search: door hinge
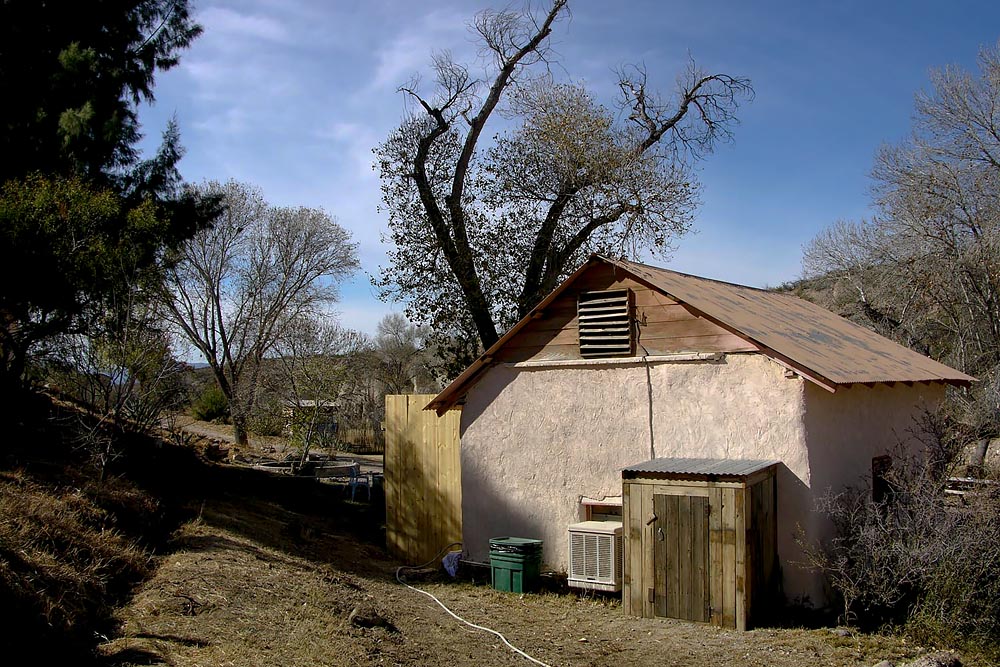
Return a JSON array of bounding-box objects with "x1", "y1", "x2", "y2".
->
[{"x1": 647, "y1": 587, "x2": 655, "y2": 603}]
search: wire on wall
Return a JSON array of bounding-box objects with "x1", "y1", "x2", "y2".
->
[{"x1": 637, "y1": 316, "x2": 656, "y2": 461}]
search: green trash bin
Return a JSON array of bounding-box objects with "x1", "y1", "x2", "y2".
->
[{"x1": 489, "y1": 537, "x2": 542, "y2": 593}]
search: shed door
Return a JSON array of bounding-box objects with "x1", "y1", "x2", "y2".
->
[{"x1": 653, "y1": 494, "x2": 710, "y2": 622}]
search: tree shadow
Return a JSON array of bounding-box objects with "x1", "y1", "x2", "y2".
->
[
  {"x1": 101, "y1": 646, "x2": 166, "y2": 666},
  {"x1": 115, "y1": 432, "x2": 391, "y2": 579},
  {"x1": 131, "y1": 632, "x2": 211, "y2": 648}
]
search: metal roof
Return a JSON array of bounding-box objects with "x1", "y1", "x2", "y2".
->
[
  {"x1": 426, "y1": 255, "x2": 974, "y2": 413},
  {"x1": 622, "y1": 457, "x2": 779, "y2": 478},
  {"x1": 613, "y1": 257, "x2": 974, "y2": 387}
]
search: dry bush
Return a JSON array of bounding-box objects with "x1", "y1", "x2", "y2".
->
[{"x1": 799, "y1": 445, "x2": 1000, "y2": 658}]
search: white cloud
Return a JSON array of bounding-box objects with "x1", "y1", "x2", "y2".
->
[
  {"x1": 191, "y1": 105, "x2": 253, "y2": 135},
  {"x1": 197, "y1": 6, "x2": 292, "y2": 44},
  {"x1": 363, "y1": 8, "x2": 472, "y2": 98},
  {"x1": 315, "y1": 122, "x2": 379, "y2": 180}
]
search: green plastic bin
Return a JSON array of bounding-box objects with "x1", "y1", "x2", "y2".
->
[{"x1": 489, "y1": 537, "x2": 542, "y2": 593}]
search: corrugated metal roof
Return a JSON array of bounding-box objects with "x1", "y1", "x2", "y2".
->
[
  {"x1": 611, "y1": 257, "x2": 975, "y2": 387},
  {"x1": 622, "y1": 457, "x2": 779, "y2": 478}
]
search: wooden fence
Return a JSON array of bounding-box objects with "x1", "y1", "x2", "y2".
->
[
  {"x1": 384, "y1": 394, "x2": 462, "y2": 565},
  {"x1": 339, "y1": 426, "x2": 384, "y2": 454}
]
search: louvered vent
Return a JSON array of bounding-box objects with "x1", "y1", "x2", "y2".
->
[
  {"x1": 578, "y1": 289, "x2": 633, "y2": 358},
  {"x1": 567, "y1": 521, "x2": 623, "y2": 592}
]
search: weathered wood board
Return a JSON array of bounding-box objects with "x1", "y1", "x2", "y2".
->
[{"x1": 623, "y1": 465, "x2": 777, "y2": 630}]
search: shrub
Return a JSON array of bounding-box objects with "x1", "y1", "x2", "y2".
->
[
  {"x1": 249, "y1": 404, "x2": 285, "y2": 437},
  {"x1": 799, "y1": 452, "x2": 1000, "y2": 658},
  {"x1": 190, "y1": 385, "x2": 229, "y2": 422}
]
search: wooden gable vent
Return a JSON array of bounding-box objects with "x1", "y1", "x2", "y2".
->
[{"x1": 578, "y1": 289, "x2": 634, "y2": 358}]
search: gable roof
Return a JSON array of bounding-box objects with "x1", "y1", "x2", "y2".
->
[{"x1": 427, "y1": 255, "x2": 974, "y2": 413}]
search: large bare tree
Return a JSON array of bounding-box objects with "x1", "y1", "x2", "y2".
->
[
  {"x1": 375, "y1": 0, "x2": 752, "y2": 369},
  {"x1": 162, "y1": 180, "x2": 358, "y2": 445},
  {"x1": 803, "y1": 42, "x2": 1000, "y2": 464}
]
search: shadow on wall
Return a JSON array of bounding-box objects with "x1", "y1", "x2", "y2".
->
[
  {"x1": 458, "y1": 462, "x2": 551, "y2": 562},
  {"x1": 773, "y1": 461, "x2": 821, "y2": 606},
  {"x1": 387, "y1": 419, "x2": 551, "y2": 568},
  {"x1": 455, "y1": 369, "x2": 551, "y2": 563},
  {"x1": 454, "y1": 367, "x2": 583, "y2": 570}
]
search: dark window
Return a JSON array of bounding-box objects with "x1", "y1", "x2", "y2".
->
[{"x1": 872, "y1": 455, "x2": 892, "y2": 503}]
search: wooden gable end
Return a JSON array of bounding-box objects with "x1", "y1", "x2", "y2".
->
[{"x1": 496, "y1": 264, "x2": 758, "y2": 363}]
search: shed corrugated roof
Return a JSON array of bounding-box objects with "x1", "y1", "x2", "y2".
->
[{"x1": 622, "y1": 457, "x2": 779, "y2": 478}]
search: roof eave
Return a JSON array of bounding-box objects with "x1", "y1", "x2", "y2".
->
[
  {"x1": 603, "y1": 256, "x2": 977, "y2": 390},
  {"x1": 596, "y1": 256, "x2": 842, "y2": 392}
]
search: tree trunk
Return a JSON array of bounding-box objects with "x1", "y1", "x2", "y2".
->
[
  {"x1": 298, "y1": 410, "x2": 317, "y2": 468},
  {"x1": 967, "y1": 438, "x2": 990, "y2": 478},
  {"x1": 231, "y1": 407, "x2": 250, "y2": 447}
]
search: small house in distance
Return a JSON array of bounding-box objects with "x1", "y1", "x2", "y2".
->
[
  {"x1": 427, "y1": 255, "x2": 973, "y2": 622},
  {"x1": 282, "y1": 399, "x2": 338, "y2": 440}
]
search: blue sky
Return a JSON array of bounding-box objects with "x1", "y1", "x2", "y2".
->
[{"x1": 138, "y1": 0, "x2": 1000, "y2": 336}]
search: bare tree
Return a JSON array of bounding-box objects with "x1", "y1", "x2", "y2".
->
[
  {"x1": 271, "y1": 316, "x2": 368, "y2": 467},
  {"x1": 162, "y1": 180, "x2": 358, "y2": 446},
  {"x1": 803, "y1": 42, "x2": 1000, "y2": 461},
  {"x1": 373, "y1": 313, "x2": 438, "y2": 395},
  {"x1": 375, "y1": 0, "x2": 752, "y2": 369}
]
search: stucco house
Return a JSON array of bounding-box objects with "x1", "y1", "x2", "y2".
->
[{"x1": 426, "y1": 255, "x2": 972, "y2": 608}]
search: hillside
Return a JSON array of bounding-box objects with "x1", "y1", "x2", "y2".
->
[{"x1": 0, "y1": 393, "x2": 985, "y2": 666}]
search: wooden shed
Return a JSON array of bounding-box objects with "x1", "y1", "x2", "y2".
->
[{"x1": 622, "y1": 458, "x2": 778, "y2": 630}]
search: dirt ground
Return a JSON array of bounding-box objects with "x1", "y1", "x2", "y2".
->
[
  {"x1": 166, "y1": 416, "x2": 384, "y2": 475},
  {"x1": 94, "y1": 461, "x2": 962, "y2": 667}
]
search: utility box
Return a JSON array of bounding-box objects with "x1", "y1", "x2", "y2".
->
[
  {"x1": 622, "y1": 458, "x2": 779, "y2": 630},
  {"x1": 489, "y1": 537, "x2": 542, "y2": 593}
]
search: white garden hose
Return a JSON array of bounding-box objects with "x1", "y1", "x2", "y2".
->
[{"x1": 395, "y1": 543, "x2": 553, "y2": 667}]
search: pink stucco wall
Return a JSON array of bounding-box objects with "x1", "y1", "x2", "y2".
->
[
  {"x1": 793, "y1": 380, "x2": 945, "y2": 603},
  {"x1": 458, "y1": 352, "x2": 945, "y2": 604}
]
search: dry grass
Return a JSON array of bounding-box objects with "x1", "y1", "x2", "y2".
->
[
  {"x1": 96, "y1": 491, "x2": 978, "y2": 667},
  {"x1": 99, "y1": 518, "x2": 386, "y2": 666},
  {"x1": 0, "y1": 469, "x2": 156, "y2": 661}
]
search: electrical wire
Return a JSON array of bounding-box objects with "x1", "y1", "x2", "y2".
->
[
  {"x1": 395, "y1": 543, "x2": 553, "y2": 667},
  {"x1": 637, "y1": 324, "x2": 656, "y2": 460}
]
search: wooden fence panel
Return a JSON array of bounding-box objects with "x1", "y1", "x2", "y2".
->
[
  {"x1": 384, "y1": 394, "x2": 462, "y2": 565},
  {"x1": 339, "y1": 426, "x2": 384, "y2": 454}
]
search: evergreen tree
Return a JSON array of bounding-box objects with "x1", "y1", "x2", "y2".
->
[{"x1": 0, "y1": 0, "x2": 216, "y2": 394}]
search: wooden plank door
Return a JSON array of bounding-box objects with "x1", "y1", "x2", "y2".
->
[{"x1": 653, "y1": 494, "x2": 710, "y2": 622}]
